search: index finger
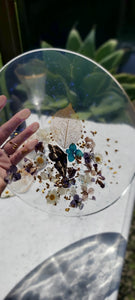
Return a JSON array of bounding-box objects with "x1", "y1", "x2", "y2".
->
[
  {"x1": 0, "y1": 95, "x2": 7, "y2": 111},
  {"x1": 0, "y1": 108, "x2": 31, "y2": 146}
]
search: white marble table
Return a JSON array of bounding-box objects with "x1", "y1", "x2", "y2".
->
[{"x1": 0, "y1": 175, "x2": 134, "y2": 300}]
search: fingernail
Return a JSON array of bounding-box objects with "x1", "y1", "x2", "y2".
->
[
  {"x1": 20, "y1": 109, "x2": 31, "y2": 120},
  {"x1": 31, "y1": 122, "x2": 39, "y2": 133}
]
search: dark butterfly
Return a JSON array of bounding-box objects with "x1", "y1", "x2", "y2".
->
[{"x1": 48, "y1": 144, "x2": 67, "y2": 177}]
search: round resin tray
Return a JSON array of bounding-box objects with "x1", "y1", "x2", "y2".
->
[{"x1": 0, "y1": 49, "x2": 135, "y2": 216}]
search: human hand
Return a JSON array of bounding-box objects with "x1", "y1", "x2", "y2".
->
[{"x1": 0, "y1": 95, "x2": 39, "y2": 195}]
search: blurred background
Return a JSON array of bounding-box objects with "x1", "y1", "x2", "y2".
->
[
  {"x1": 0, "y1": 0, "x2": 135, "y2": 64},
  {"x1": 0, "y1": 1, "x2": 135, "y2": 299}
]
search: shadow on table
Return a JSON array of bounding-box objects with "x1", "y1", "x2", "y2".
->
[{"x1": 5, "y1": 232, "x2": 126, "y2": 300}]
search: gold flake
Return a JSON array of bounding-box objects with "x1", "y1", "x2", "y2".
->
[{"x1": 65, "y1": 208, "x2": 70, "y2": 212}]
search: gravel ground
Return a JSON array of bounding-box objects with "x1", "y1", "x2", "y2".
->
[{"x1": 118, "y1": 209, "x2": 135, "y2": 300}]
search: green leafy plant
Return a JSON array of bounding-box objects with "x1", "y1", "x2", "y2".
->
[
  {"x1": 0, "y1": 27, "x2": 134, "y2": 125},
  {"x1": 41, "y1": 27, "x2": 135, "y2": 104},
  {"x1": 0, "y1": 53, "x2": 3, "y2": 70}
]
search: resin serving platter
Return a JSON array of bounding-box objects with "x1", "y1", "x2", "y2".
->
[
  {"x1": 0, "y1": 49, "x2": 135, "y2": 216},
  {"x1": 8, "y1": 111, "x2": 135, "y2": 216}
]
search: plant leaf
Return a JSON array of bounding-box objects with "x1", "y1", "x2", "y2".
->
[
  {"x1": 51, "y1": 104, "x2": 82, "y2": 149},
  {"x1": 43, "y1": 51, "x2": 71, "y2": 81},
  {"x1": 79, "y1": 27, "x2": 96, "y2": 59},
  {"x1": 115, "y1": 73, "x2": 135, "y2": 100},
  {"x1": 40, "y1": 40, "x2": 52, "y2": 48},
  {"x1": 66, "y1": 28, "x2": 82, "y2": 52},
  {"x1": 115, "y1": 73, "x2": 135, "y2": 84},
  {"x1": 0, "y1": 52, "x2": 3, "y2": 69},
  {"x1": 121, "y1": 83, "x2": 135, "y2": 100},
  {"x1": 81, "y1": 71, "x2": 111, "y2": 99},
  {"x1": 48, "y1": 97, "x2": 68, "y2": 109},
  {"x1": 89, "y1": 98, "x2": 124, "y2": 116},
  {"x1": 95, "y1": 39, "x2": 118, "y2": 62},
  {"x1": 76, "y1": 111, "x2": 92, "y2": 120},
  {"x1": 99, "y1": 49, "x2": 125, "y2": 71}
]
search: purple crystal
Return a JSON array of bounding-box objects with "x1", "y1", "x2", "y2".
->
[
  {"x1": 84, "y1": 152, "x2": 90, "y2": 164},
  {"x1": 4, "y1": 165, "x2": 21, "y2": 184},
  {"x1": 70, "y1": 194, "x2": 84, "y2": 210},
  {"x1": 73, "y1": 194, "x2": 80, "y2": 202}
]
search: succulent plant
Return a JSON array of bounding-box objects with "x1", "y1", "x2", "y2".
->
[
  {"x1": 41, "y1": 27, "x2": 135, "y2": 105},
  {"x1": 0, "y1": 53, "x2": 3, "y2": 70},
  {"x1": 0, "y1": 27, "x2": 134, "y2": 126}
]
